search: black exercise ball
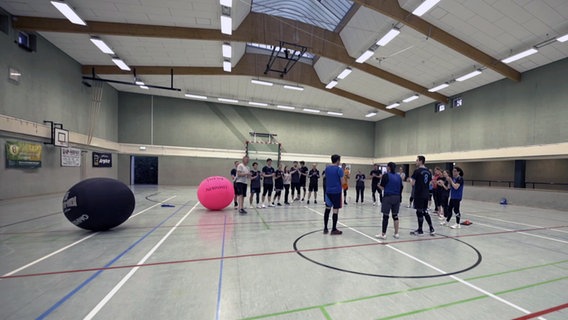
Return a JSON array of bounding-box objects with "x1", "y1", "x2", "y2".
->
[{"x1": 63, "y1": 178, "x2": 135, "y2": 231}]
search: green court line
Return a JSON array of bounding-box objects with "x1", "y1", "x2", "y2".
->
[
  {"x1": 377, "y1": 275, "x2": 568, "y2": 320},
  {"x1": 320, "y1": 306, "x2": 333, "y2": 320},
  {"x1": 253, "y1": 208, "x2": 270, "y2": 230},
  {"x1": 239, "y1": 259, "x2": 568, "y2": 320}
]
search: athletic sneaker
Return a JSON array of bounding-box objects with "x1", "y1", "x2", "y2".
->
[
  {"x1": 239, "y1": 209, "x2": 247, "y2": 214},
  {"x1": 373, "y1": 202, "x2": 376, "y2": 206},
  {"x1": 440, "y1": 221, "x2": 448, "y2": 226},
  {"x1": 393, "y1": 234, "x2": 400, "y2": 239},
  {"x1": 323, "y1": 228, "x2": 329, "y2": 234},
  {"x1": 256, "y1": 205, "x2": 262, "y2": 208},
  {"x1": 277, "y1": 203, "x2": 282, "y2": 206},
  {"x1": 410, "y1": 229, "x2": 424, "y2": 236},
  {"x1": 307, "y1": 200, "x2": 310, "y2": 204},
  {"x1": 268, "y1": 203, "x2": 275, "y2": 207},
  {"x1": 314, "y1": 200, "x2": 318, "y2": 204},
  {"x1": 450, "y1": 224, "x2": 461, "y2": 229},
  {"x1": 261, "y1": 204, "x2": 266, "y2": 208},
  {"x1": 429, "y1": 228, "x2": 436, "y2": 236},
  {"x1": 285, "y1": 202, "x2": 290, "y2": 205},
  {"x1": 330, "y1": 229, "x2": 343, "y2": 235},
  {"x1": 301, "y1": 198, "x2": 305, "y2": 201},
  {"x1": 375, "y1": 234, "x2": 387, "y2": 240}
]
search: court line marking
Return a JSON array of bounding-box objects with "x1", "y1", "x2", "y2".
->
[
  {"x1": 467, "y1": 212, "x2": 568, "y2": 235},
  {"x1": 4, "y1": 224, "x2": 568, "y2": 280},
  {"x1": 472, "y1": 221, "x2": 568, "y2": 244},
  {"x1": 1, "y1": 196, "x2": 176, "y2": 278},
  {"x1": 215, "y1": 215, "x2": 228, "y2": 320},
  {"x1": 304, "y1": 206, "x2": 536, "y2": 317},
  {"x1": 83, "y1": 201, "x2": 198, "y2": 320},
  {"x1": 512, "y1": 302, "x2": 568, "y2": 320}
]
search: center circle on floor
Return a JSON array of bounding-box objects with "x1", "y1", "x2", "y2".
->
[{"x1": 293, "y1": 229, "x2": 482, "y2": 278}]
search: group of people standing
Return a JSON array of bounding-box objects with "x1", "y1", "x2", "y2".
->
[
  {"x1": 229, "y1": 154, "x2": 465, "y2": 240},
  {"x1": 230, "y1": 157, "x2": 321, "y2": 214}
]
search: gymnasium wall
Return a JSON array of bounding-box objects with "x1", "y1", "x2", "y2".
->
[
  {"x1": 118, "y1": 92, "x2": 374, "y2": 157},
  {"x1": 374, "y1": 57, "x2": 568, "y2": 157},
  {"x1": 0, "y1": 30, "x2": 119, "y2": 199}
]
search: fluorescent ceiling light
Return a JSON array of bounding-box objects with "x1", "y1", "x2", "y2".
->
[
  {"x1": 111, "y1": 58, "x2": 130, "y2": 71},
  {"x1": 220, "y1": 15, "x2": 232, "y2": 35},
  {"x1": 303, "y1": 108, "x2": 320, "y2": 113},
  {"x1": 51, "y1": 1, "x2": 86, "y2": 25},
  {"x1": 277, "y1": 105, "x2": 295, "y2": 110},
  {"x1": 557, "y1": 34, "x2": 568, "y2": 42},
  {"x1": 249, "y1": 101, "x2": 268, "y2": 106},
  {"x1": 220, "y1": 0, "x2": 232, "y2": 8},
  {"x1": 365, "y1": 112, "x2": 377, "y2": 118},
  {"x1": 327, "y1": 111, "x2": 343, "y2": 116},
  {"x1": 90, "y1": 37, "x2": 114, "y2": 54},
  {"x1": 428, "y1": 83, "x2": 449, "y2": 92},
  {"x1": 325, "y1": 80, "x2": 338, "y2": 89},
  {"x1": 337, "y1": 67, "x2": 352, "y2": 80},
  {"x1": 412, "y1": 0, "x2": 441, "y2": 17},
  {"x1": 139, "y1": 85, "x2": 149, "y2": 90},
  {"x1": 355, "y1": 50, "x2": 374, "y2": 63},
  {"x1": 456, "y1": 70, "x2": 482, "y2": 82},
  {"x1": 283, "y1": 85, "x2": 304, "y2": 91},
  {"x1": 185, "y1": 93, "x2": 207, "y2": 100},
  {"x1": 402, "y1": 95, "x2": 419, "y2": 103},
  {"x1": 386, "y1": 102, "x2": 400, "y2": 109},
  {"x1": 251, "y1": 79, "x2": 273, "y2": 86},
  {"x1": 376, "y1": 29, "x2": 400, "y2": 46},
  {"x1": 501, "y1": 48, "x2": 538, "y2": 64},
  {"x1": 218, "y1": 97, "x2": 238, "y2": 103},
  {"x1": 222, "y1": 43, "x2": 231, "y2": 58},
  {"x1": 223, "y1": 60, "x2": 231, "y2": 72}
]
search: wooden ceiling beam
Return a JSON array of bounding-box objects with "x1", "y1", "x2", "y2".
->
[
  {"x1": 82, "y1": 53, "x2": 405, "y2": 117},
  {"x1": 14, "y1": 14, "x2": 448, "y2": 104},
  {"x1": 354, "y1": 0, "x2": 521, "y2": 82}
]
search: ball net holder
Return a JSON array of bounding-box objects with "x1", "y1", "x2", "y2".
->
[{"x1": 246, "y1": 131, "x2": 282, "y2": 167}]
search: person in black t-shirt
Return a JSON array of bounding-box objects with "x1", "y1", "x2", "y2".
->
[
  {"x1": 273, "y1": 163, "x2": 284, "y2": 206},
  {"x1": 370, "y1": 164, "x2": 382, "y2": 206},
  {"x1": 290, "y1": 161, "x2": 301, "y2": 201},
  {"x1": 249, "y1": 162, "x2": 261, "y2": 208},
  {"x1": 261, "y1": 158, "x2": 275, "y2": 208},
  {"x1": 410, "y1": 155, "x2": 435, "y2": 236},
  {"x1": 299, "y1": 161, "x2": 309, "y2": 201},
  {"x1": 306, "y1": 163, "x2": 320, "y2": 204}
]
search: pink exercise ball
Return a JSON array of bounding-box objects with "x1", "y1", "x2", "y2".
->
[{"x1": 197, "y1": 176, "x2": 235, "y2": 210}]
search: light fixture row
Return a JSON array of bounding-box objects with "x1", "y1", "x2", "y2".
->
[
  {"x1": 183, "y1": 92, "x2": 342, "y2": 116},
  {"x1": 250, "y1": 79, "x2": 305, "y2": 91}
]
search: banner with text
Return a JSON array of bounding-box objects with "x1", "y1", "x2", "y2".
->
[
  {"x1": 5, "y1": 140, "x2": 42, "y2": 169},
  {"x1": 93, "y1": 152, "x2": 112, "y2": 167},
  {"x1": 61, "y1": 147, "x2": 81, "y2": 167}
]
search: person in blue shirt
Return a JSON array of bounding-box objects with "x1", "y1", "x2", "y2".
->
[
  {"x1": 444, "y1": 166, "x2": 465, "y2": 229},
  {"x1": 376, "y1": 162, "x2": 403, "y2": 239},
  {"x1": 323, "y1": 154, "x2": 344, "y2": 235}
]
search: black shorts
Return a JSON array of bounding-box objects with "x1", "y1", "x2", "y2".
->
[
  {"x1": 250, "y1": 186, "x2": 260, "y2": 194},
  {"x1": 235, "y1": 182, "x2": 247, "y2": 197},
  {"x1": 308, "y1": 181, "x2": 318, "y2": 192},
  {"x1": 324, "y1": 193, "x2": 342, "y2": 209},
  {"x1": 413, "y1": 197, "x2": 428, "y2": 210}
]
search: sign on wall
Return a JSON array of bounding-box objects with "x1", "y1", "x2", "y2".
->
[
  {"x1": 93, "y1": 152, "x2": 112, "y2": 168},
  {"x1": 61, "y1": 147, "x2": 81, "y2": 167},
  {"x1": 5, "y1": 140, "x2": 42, "y2": 169}
]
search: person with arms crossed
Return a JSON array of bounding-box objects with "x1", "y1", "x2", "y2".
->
[
  {"x1": 261, "y1": 158, "x2": 275, "y2": 208},
  {"x1": 323, "y1": 154, "x2": 344, "y2": 235},
  {"x1": 355, "y1": 170, "x2": 366, "y2": 204},
  {"x1": 306, "y1": 163, "x2": 320, "y2": 204},
  {"x1": 249, "y1": 162, "x2": 261, "y2": 208},
  {"x1": 370, "y1": 164, "x2": 382, "y2": 206},
  {"x1": 443, "y1": 166, "x2": 465, "y2": 229}
]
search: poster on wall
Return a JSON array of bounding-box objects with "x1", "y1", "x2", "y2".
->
[
  {"x1": 5, "y1": 140, "x2": 42, "y2": 169},
  {"x1": 93, "y1": 152, "x2": 112, "y2": 168},
  {"x1": 61, "y1": 147, "x2": 81, "y2": 167}
]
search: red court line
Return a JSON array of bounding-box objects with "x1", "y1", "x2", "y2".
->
[
  {"x1": 2, "y1": 225, "x2": 567, "y2": 280},
  {"x1": 512, "y1": 302, "x2": 568, "y2": 319}
]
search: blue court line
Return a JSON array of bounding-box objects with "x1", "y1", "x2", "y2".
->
[
  {"x1": 36, "y1": 200, "x2": 192, "y2": 320},
  {"x1": 215, "y1": 215, "x2": 228, "y2": 320}
]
